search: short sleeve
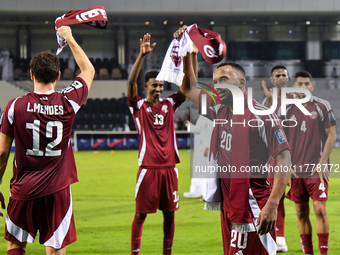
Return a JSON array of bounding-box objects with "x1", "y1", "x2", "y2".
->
[
  {"x1": 60, "y1": 77, "x2": 89, "y2": 110},
  {"x1": 0, "y1": 98, "x2": 17, "y2": 138},
  {"x1": 165, "y1": 90, "x2": 185, "y2": 111},
  {"x1": 258, "y1": 113, "x2": 290, "y2": 158},
  {"x1": 128, "y1": 94, "x2": 143, "y2": 115},
  {"x1": 323, "y1": 106, "x2": 337, "y2": 129}
]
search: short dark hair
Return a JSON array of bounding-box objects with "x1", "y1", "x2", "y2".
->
[
  {"x1": 271, "y1": 65, "x2": 287, "y2": 75},
  {"x1": 216, "y1": 62, "x2": 246, "y2": 78},
  {"x1": 295, "y1": 70, "x2": 312, "y2": 80},
  {"x1": 30, "y1": 51, "x2": 60, "y2": 84},
  {"x1": 144, "y1": 70, "x2": 159, "y2": 83}
]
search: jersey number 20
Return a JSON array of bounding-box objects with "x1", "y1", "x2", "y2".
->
[{"x1": 26, "y1": 120, "x2": 63, "y2": 156}]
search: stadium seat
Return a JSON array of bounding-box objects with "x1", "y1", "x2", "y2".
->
[
  {"x1": 13, "y1": 68, "x2": 23, "y2": 80},
  {"x1": 99, "y1": 67, "x2": 110, "y2": 80},
  {"x1": 62, "y1": 68, "x2": 74, "y2": 80},
  {"x1": 111, "y1": 68, "x2": 122, "y2": 80}
]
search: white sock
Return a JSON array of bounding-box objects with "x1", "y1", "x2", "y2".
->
[{"x1": 277, "y1": 236, "x2": 286, "y2": 246}]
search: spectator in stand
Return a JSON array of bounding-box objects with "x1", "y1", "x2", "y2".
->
[{"x1": 331, "y1": 67, "x2": 338, "y2": 78}]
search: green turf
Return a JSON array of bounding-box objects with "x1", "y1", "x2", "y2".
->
[{"x1": 0, "y1": 148, "x2": 340, "y2": 254}]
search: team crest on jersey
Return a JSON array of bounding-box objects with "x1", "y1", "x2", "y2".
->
[
  {"x1": 274, "y1": 129, "x2": 287, "y2": 144},
  {"x1": 162, "y1": 105, "x2": 168, "y2": 113},
  {"x1": 147, "y1": 107, "x2": 152, "y2": 112},
  {"x1": 310, "y1": 111, "x2": 318, "y2": 119}
]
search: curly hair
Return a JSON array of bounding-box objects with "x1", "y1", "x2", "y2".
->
[{"x1": 30, "y1": 51, "x2": 60, "y2": 84}]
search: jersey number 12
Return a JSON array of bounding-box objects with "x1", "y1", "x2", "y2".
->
[{"x1": 26, "y1": 120, "x2": 63, "y2": 156}]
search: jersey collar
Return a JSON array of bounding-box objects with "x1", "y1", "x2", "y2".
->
[{"x1": 33, "y1": 90, "x2": 55, "y2": 95}]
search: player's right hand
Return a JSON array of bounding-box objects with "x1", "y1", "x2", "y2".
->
[
  {"x1": 262, "y1": 80, "x2": 273, "y2": 100},
  {"x1": 57, "y1": 26, "x2": 73, "y2": 41},
  {"x1": 140, "y1": 33, "x2": 156, "y2": 57},
  {"x1": 256, "y1": 202, "x2": 277, "y2": 236},
  {"x1": 0, "y1": 190, "x2": 5, "y2": 217},
  {"x1": 288, "y1": 168, "x2": 299, "y2": 187},
  {"x1": 185, "y1": 120, "x2": 190, "y2": 127}
]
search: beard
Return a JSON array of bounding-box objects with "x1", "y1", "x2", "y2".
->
[{"x1": 218, "y1": 89, "x2": 233, "y2": 104}]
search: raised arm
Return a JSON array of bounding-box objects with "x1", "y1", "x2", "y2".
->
[
  {"x1": 173, "y1": 26, "x2": 200, "y2": 106},
  {"x1": 57, "y1": 26, "x2": 95, "y2": 90},
  {"x1": 261, "y1": 80, "x2": 272, "y2": 108},
  {"x1": 128, "y1": 33, "x2": 156, "y2": 99},
  {"x1": 191, "y1": 44, "x2": 199, "y2": 78}
]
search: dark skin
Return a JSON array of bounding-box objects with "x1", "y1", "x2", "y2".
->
[
  {"x1": 128, "y1": 33, "x2": 185, "y2": 220},
  {"x1": 262, "y1": 68, "x2": 289, "y2": 107},
  {"x1": 175, "y1": 25, "x2": 291, "y2": 236},
  {"x1": 128, "y1": 33, "x2": 185, "y2": 105}
]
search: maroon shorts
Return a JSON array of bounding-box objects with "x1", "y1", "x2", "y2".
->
[
  {"x1": 286, "y1": 177, "x2": 328, "y2": 202},
  {"x1": 135, "y1": 167, "x2": 179, "y2": 214},
  {"x1": 5, "y1": 186, "x2": 76, "y2": 249},
  {"x1": 220, "y1": 209, "x2": 276, "y2": 255}
]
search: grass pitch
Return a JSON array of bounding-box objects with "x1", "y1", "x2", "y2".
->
[{"x1": 0, "y1": 149, "x2": 340, "y2": 254}]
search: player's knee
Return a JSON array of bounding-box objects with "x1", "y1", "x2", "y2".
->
[
  {"x1": 136, "y1": 212, "x2": 147, "y2": 219},
  {"x1": 163, "y1": 211, "x2": 175, "y2": 218},
  {"x1": 296, "y1": 204, "x2": 309, "y2": 220},
  {"x1": 314, "y1": 204, "x2": 327, "y2": 219}
]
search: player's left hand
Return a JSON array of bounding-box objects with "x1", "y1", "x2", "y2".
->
[
  {"x1": 312, "y1": 160, "x2": 329, "y2": 184},
  {"x1": 173, "y1": 25, "x2": 187, "y2": 40},
  {"x1": 255, "y1": 202, "x2": 277, "y2": 236},
  {"x1": 0, "y1": 190, "x2": 5, "y2": 217}
]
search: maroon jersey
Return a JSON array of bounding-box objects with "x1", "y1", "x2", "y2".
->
[
  {"x1": 284, "y1": 96, "x2": 337, "y2": 177},
  {"x1": 1, "y1": 77, "x2": 88, "y2": 200},
  {"x1": 201, "y1": 91, "x2": 290, "y2": 212},
  {"x1": 262, "y1": 92, "x2": 295, "y2": 118},
  {"x1": 128, "y1": 91, "x2": 184, "y2": 168}
]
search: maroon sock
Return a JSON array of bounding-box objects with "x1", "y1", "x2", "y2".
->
[
  {"x1": 163, "y1": 215, "x2": 175, "y2": 255},
  {"x1": 317, "y1": 233, "x2": 329, "y2": 255},
  {"x1": 301, "y1": 234, "x2": 314, "y2": 255},
  {"x1": 7, "y1": 249, "x2": 26, "y2": 255},
  {"x1": 131, "y1": 214, "x2": 146, "y2": 255},
  {"x1": 276, "y1": 201, "x2": 285, "y2": 237}
]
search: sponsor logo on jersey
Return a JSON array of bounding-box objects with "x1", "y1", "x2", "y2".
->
[
  {"x1": 319, "y1": 192, "x2": 327, "y2": 198},
  {"x1": 40, "y1": 96, "x2": 48, "y2": 101},
  {"x1": 310, "y1": 111, "x2": 318, "y2": 119},
  {"x1": 328, "y1": 111, "x2": 336, "y2": 122},
  {"x1": 291, "y1": 115, "x2": 296, "y2": 121},
  {"x1": 274, "y1": 129, "x2": 287, "y2": 144},
  {"x1": 146, "y1": 107, "x2": 152, "y2": 112},
  {"x1": 162, "y1": 105, "x2": 168, "y2": 113}
]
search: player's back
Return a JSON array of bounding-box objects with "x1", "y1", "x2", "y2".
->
[{"x1": 1, "y1": 78, "x2": 88, "y2": 200}]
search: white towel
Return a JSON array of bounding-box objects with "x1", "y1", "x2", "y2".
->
[
  {"x1": 204, "y1": 158, "x2": 222, "y2": 211},
  {"x1": 156, "y1": 26, "x2": 194, "y2": 86}
]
